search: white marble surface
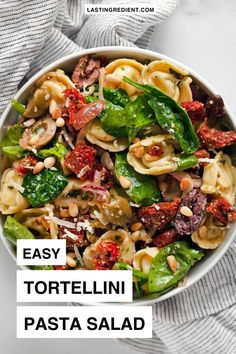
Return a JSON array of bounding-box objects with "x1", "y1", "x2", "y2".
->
[{"x1": 0, "y1": 1, "x2": 236, "y2": 353}]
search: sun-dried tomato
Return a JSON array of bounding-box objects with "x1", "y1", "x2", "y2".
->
[
  {"x1": 207, "y1": 197, "x2": 236, "y2": 226},
  {"x1": 13, "y1": 155, "x2": 38, "y2": 175},
  {"x1": 147, "y1": 145, "x2": 164, "y2": 157},
  {"x1": 94, "y1": 241, "x2": 121, "y2": 270},
  {"x1": 73, "y1": 100, "x2": 106, "y2": 130},
  {"x1": 137, "y1": 197, "x2": 181, "y2": 230},
  {"x1": 194, "y1": 149, "x2": 210, "y2": 159},
  {"x1": 59, "y1": 226, "x2": 88, "y2": 248},
  {"x1": 182, "y1": 101, "x2": 205, "y2": 122},
  {"x1": 153, "y1": 228, "x2": 180, "y2": 248},
  {"x1": 65, "y1": 142, "x2": 96, "y2": 175},
  {"x1": 198, "y1": 122, "x2": 236, "y2": 149},
  {"x1": 64, "y1": 88, "x2": 86, "y2": 125}
]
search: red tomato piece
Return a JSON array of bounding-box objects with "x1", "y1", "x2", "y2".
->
[
  {"x1": 147, "y1": 145, "x2": 164, "y2": 157},
  {"x1": 207, "y1": 197, "x2": 236, "y2": 226},
  {"x1": 65, "y1": 142, "x2": 96, "y2": 175},
  {"x1": 13, "y1": 155, "x2": 38, "y2": 175},
  {"x1": 137, "y1": 197, "x2": 181, "y2": 230},
  {"x1": 94, "y1": 241, "x2": 121, "y2": 270},
  {"x1": 153, "y1": 228, "x2": 180, "y2": 248},
  {"x1": 73, "y1": 100, "x2": 106, "y2": 130},
  {"x1": 53, "y1": 265, "x2": 70, "y2": 270},
  {"x1": 59, "y1": 226, "x2": 88, "y2": 248},
  {"x1": 198, "y1": 123, "x2": 236, "y2": 149},
  {"x1": 182, "y1": 101, "x2": 205, "y2": 122}
]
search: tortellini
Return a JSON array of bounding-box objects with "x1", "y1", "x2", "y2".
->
[
  {"x1": 85, "y1": 120, "x2": 128, "y2": 152},
  {"x1": 104, "y1": 58, "x2": 144, "y2": 96},
  {"x1": 201, "y1": 152, "x2": 236, "y2": 205},
  {"x1": 191, "y1": 214, "x2": 226, "y2": 249},
  {"x1": 0, "y1": 169, "x2": 29, "y2": 214},
  {"x1": 99, "y1": 195, "x2": 133, "y2": 226},
  {"x1": 127, "y1": 134, "x2": 178, "y2": 175},
  {"x1": 83, "y1": 229, "x2": 135, "y2": 269},
  {"x1": 133, "y1": 247, "x2": 159, "y2": 274},
  {"x1": 141, "y1": 60, "x2": 192, "y2": 103},
  {"x1": 24, "y1": 69, "x2": 75, "y2": 118},
  {"x1": 15, "y1": 205, "x2": 58, "y2": 238}
]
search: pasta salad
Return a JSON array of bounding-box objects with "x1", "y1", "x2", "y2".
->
[{"x1": 1, "y1": 55, "x2": 236, "y2": 298}]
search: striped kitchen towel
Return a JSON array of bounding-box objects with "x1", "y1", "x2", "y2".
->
[{"x1": 0, "y1": 0, "x2": 176, "y2": 113}]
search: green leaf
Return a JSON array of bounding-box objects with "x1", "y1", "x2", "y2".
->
[
  {"x1": 0, "y1": 124, "x2": 26, "y2": 159},
  {"x1": 115, "y1": 152, "x2": 162, "y2": 206},
  {"x1": 38, "y1": 143, "x2": 68, "y2": 159},
  {"x1": 148, "y1": 241, "x2": 204, "y2": 293},
  {"x1": 32, "y1": 265, "x2": 53, "y2": 270},
  {"x1": 3, "y1": 216, "x2": 35, "y2": 245},
  {"x1": 101, "y1": 95, "x2": 155, "y2": 142},
  {"x1": 177, "y1": 154, "x2": 198, "y2": 171},
  {"x1": 103, "y1": 87, "x2": 130, "y2": 107},
  {"x1": 11, "y1": 99, "x2": 25, "y2": 115},
  {"x1": 122, "y1": 77, "x2": 200, "y2": 153},
  {"x1": 22, "y1": 168, "x2": 68, "y2": 207}
]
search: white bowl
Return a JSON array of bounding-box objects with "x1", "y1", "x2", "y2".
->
[{"x1": 0, "y1": 46, "x2": 235, "y2": 305}]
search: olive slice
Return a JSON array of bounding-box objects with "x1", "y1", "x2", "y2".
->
[{"x1": 19, "y1": 116, "x2": 57, "y2": 150}]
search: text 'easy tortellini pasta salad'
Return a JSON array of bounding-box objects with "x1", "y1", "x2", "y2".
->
[{"x1": 1, "y1": 54, "x2": 236, "y2": 299}]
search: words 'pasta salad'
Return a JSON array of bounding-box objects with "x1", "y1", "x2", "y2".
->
[{"x1": 1, "y1": 55, "x2": 236, "y2": 298}]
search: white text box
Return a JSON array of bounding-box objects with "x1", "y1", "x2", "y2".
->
[
  {"x1": 17, "y1": 270, "x2": 133, "y2": 303},
  {"x1": 17, "y1": 239, "x2": 66, "y2": 266},
  {"x1": 17, "y1": 306, "x2": 152, "y2": 338}
]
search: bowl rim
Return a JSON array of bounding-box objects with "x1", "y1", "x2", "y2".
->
[{"x1": 0, "y1": 46, "x2": 235, "y2": 306}]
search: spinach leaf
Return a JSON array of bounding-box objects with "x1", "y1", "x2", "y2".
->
[
  {"x1": 123, "y1": 77, "x2": 200, "y2": 153},
  {"x1": 38, "y1": 143, "x2": 67, "y2": 159},
  {"x1": 11, "y1": 99, "x2": 25, "y2": 115},
  {"x1": 148, "y1": 241, "x2": 204, "y2": 293},
  {"x1": 116, "y1": 261, "x2": 148, "y2": 297},
  {"x1": 32, "y1": 265, "x2": 53, "y2": 270},
  {"x1": 1, "y1": 124, "x2": 26, "y2": 159},
  {"x1": 115, "y1": 152, "x2": 162, "y2": 206},
  {"x1": 101, "y1": 95, "x2": 155, "y2": 142},
  {"x1": 22, "y1": 168, "x2": 68, "y2": 207},
  {"x1": 177, "y1": 154, "x2": 198, "y2": 171},
  {"x1": 85, "y1": 95, "x2": 122, "y2": 119},
  {"x1": 103, "y1": 87, "x2": 130, "y2": 107},
  {"x1": 3, "y1": 216, "x2": 35, "y2": 245}
]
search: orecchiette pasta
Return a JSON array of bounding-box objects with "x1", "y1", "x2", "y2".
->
[
  {"x1": 83, "y1": 229, "x2": 135, "y2": 269},
  {"x1": 104, "y1": 58, "x2": 144, "y2": 96},
  {"x1": 201, "y1": 152, "x2": 236, "y2": 205},
  {"x1": 191, "y1": 214, "x2": 226, "y2": 249},
  {"x1": 0, "y1": 169, "x2": 29, "y2": 214},
  {"x1": 127, "y1": 134, "x2": 178, "y2": 175},
  {"x1": 85, "y1": 120, "x2": 128, "y2": 152},
  {"x1": 133, "y1": 247, "x2": 159, "y2": 274},
  {"x1": 141, "y1": 60, "x2": 192, "y2": 103},
  {"x1": 24, "y1": 69, "x2": 75, "y2": 118}
]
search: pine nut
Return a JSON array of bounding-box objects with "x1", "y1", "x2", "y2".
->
[
  {"x1": 119, "y1": 175, "x2": 131, "y2": 189},
  {"x1": 68, "y1": 203, "x2": 79, "y2": 217},
  {"x1": 131, "y1": 222, "x2": 143, "y2": 232},
  {"x1": 101, "y1": 152, "x2": 114, "y2": 171},
  {"x1": 60, "y1": 208, "x2": 70, "y2": 218},
  {"x1": 56, "y1": 117, "x2": 65, "y2": 127},
  {"x1": 167, "y1": 255, "x2": 177, "y2": 272},
  {"x1": 199, "y1": 225, "x2": 208, "y2": 238},
  {"x1": 132, "y1": 138, "x2": 140, "y2": 144},
  {"x1": 180, "y1": 178, "x2": 193, "y2": 191},
  {"x1": 133, "y1": 146, "x2": 145, "y2": 158},
  {"x1": 44, "y1": 156, "x2": 56, "y2": 169},
  {"x1": 66, "y1": 255, "x2": 76, "y2": 268},
  {"x1": 180, "y1": 206, "x2": 193, "y2": 217},
  {"x1": 33, "y1": 161, "x2": 44, "y2": 174}
]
